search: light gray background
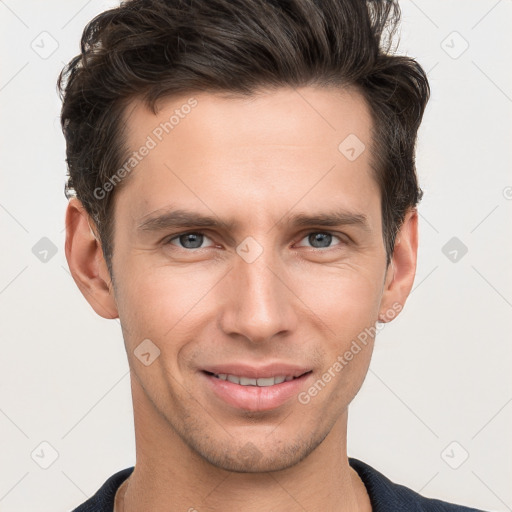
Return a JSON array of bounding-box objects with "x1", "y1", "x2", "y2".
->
[{"x1": 1, "y1": 1, "x2": 511, "y2": 511}]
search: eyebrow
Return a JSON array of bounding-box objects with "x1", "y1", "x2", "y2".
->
[
  {"x1": 284, "y1": 210, "x2": 371, "y2": 232},
  {"x1": 137, "y1": 209, "x2": 235, "y2": 232},
  {"x1": 136, "y1": 208, "x2": 371, "y2": 234}
]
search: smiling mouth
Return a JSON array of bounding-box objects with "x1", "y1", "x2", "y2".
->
[{"x1": 202, "y1": 370, "x2": 312, "y2": 387}]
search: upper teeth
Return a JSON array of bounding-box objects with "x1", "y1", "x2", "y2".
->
[{"x1": 215, "y1": 374, "x2": 295, "y2": 386}]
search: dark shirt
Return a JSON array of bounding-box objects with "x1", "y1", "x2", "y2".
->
[{"x1": 71, "y1": 457, "x2": 487, "y2": 511}]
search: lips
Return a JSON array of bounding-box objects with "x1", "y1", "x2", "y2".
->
[
  {"x1": 199, "y1": 363, "x2": 313, "y2": 411},
  {"x1": 205, "y1": 373, "x2": 299, "y2": 386},
  {"x1": 201, "y1": 363, "x2": 311, "y2": 380}
]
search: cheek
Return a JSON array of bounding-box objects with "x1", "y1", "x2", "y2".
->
[
  {"x1": 291, "y1": 265, "x2": 381, "y2": 389},
  {"x1": 113, "y1": 263, "x2": 222, "y2": 349},
  {"x1": 299, "y1": 272, "x2": 379, "y2": 404},
  {"x1": 291, "y1": 263, "x2": 383, "y2": 334}
]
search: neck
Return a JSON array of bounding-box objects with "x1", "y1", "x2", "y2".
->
[{"x1": 122, "y1": 377, "x2": 371, "y2": 512}]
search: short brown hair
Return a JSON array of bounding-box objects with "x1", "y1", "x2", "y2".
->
[{"x1": 58, "y1": 0, "x2": 429, "y2": 273}]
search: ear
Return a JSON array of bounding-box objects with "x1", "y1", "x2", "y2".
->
[
  {"x1": 377, "y1": 208, "x2": 418, "y2": 323},
  {"x1": 65, "y1": 198, "x2": 119, "y2": 319}
]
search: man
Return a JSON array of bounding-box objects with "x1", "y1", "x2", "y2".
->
[{"x1": 59, "y1": 0, "x2": 487, "y2": 510}]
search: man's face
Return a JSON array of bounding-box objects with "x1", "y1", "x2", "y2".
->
[{"x1": 107, "y1": 86, "x2": 397, "y2": 472}]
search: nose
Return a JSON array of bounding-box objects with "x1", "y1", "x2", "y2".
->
[{"x1": 218, "y1": 248, "x2": 298, "y2": 344}]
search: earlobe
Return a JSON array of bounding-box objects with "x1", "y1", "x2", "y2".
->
[
  {"x1": 65, "y1": 198, "x2": 119, "y2": 319},
  {"x1": 377, "y1": 208, "x2": 418, "y2": 323}
]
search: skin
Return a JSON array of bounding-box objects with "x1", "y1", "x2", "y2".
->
[{"x1": 65, "y1": 86, "x2": 418, "y2": 512}]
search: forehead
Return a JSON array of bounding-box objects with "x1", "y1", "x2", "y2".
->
[
  {"x1": 116, "y1": 86, "x2": 379, "y2": 225},
  {"x1": 123, "y1": 85, "x2": 372, "y2": 152}
]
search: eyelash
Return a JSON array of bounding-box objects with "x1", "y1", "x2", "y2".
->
[{"x1": 164, "y1": 231, "x2": 347, "y2": 250}]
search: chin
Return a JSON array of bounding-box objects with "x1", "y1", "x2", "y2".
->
[{"x1": 195, "y1": 435, "x2": 319, "y2": 474}]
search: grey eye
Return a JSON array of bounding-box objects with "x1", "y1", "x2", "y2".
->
[
  {"x1": 169, "y1": 232, "x2": 212, "y2": 249},
  {"x1": 295, "y1": 231, "x2": 345, "y2": 249},
  {"x1": 308, "y1": 232, "x2": 333, "y2": 248}
]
